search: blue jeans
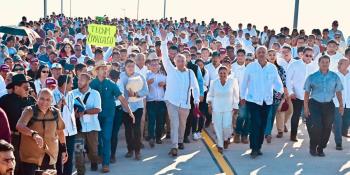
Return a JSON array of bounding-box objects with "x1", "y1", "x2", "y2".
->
[
  {"x1": 264, "y1": 103, "x2": 280, "y2": 136},
  {"x1": 98, "y1": 112, "x2": 115, "y2": 166},
  {"x1": 247, "y1": 101, "x2": 271, "y2": 151},
  {"x1": 235, "y1": 104, "x2": 250, "y2": 136},
  {"x1": 333, "y1": 108, "x2": 350, "y2": 145},
  {"x1": 147, "y1": 101, "x2": 166, "y2": 140},
  {"x1": 111, "y1": 105, "x2": 124, "y2": 158}
]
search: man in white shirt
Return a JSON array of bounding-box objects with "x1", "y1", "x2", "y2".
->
[
  {"x1": 240, "y1": 46, "x2": 284, "y2": 158},
  {"x1": 205, "y1": 51, "x2": 222, "y2": 85},
  {"x1": 72, "y1": 73, "x2": 102, "y2": 173},
  {"x1": 74, "y1": 27, "x2": 86, "y2": 43},
  {"x1": 69, "y1": 44, "x2": 85, "y2": 64},
  {"x1": 160, "y1": 29, "x2": 200, "y2": 157},
  {"x1": 232, "y1": 49, "x2": 250, "y2": 144},
  {"x1": 277, "y1": 45, "x2": 295, "y2": 137},
  {"x1": 314, "y1": 40, "x2": 343, "y2": 72},
  {"x1": 52, "y1": 75, "x2": 77, "y2": 175},
  {"x1": 307, "y1": 35, "x2": 320, "y2": 59},
  {"x1": 287, "y1": 47, "x2": 317, "y2": 142},
  {"x1": 146, "y1": 59, "x2": 167, "y2": 147},
  {"x1": 134, "y1": 53, "x2": 149, "y2": 78},
  {"x1": 333, "y1": 59, "x2": 350, "y2": 150},
  {"x1": 215, "y1": 30, "x2": 230, "y2": 48},
  {"x1": 259, "y1": 26, "x2": 269, "y2": 45},
  {"x1": 243, "y1": 23, "x2": 257, "y2": 37},
  {"x1": 277, "y1": 45, "x2": 296, "y2": 71}
]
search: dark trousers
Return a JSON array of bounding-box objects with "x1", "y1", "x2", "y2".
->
[
  {"x1": 184, "y1": 98, "x2": 195, "y2": 138},
  {"x1": 20, "y1": 154, "x2": 54, "y2": 175},
  {"x1": 306, "y1": 99, "x2": 335, "y2": 150},
  {"x1": 247, "y1": 101, "x2": 271, "y2": 151},
  {"x1": 12, "y1": 134, "x2": 21, "y2": 175},
  {"x1": 291, "y1": 98, "x2": 304, "y2": 137},
  {"x1": 196, "y1": 92, "x2": 208, "y2": 133},
  {"x1": 123, "y1": 109, "x2": 143, "y2": 153},
  {"x1": 235, "y1": 104, "x2": 250, "y2": 136},
  {"x1": 203, "y1": 91, "x2": 212, "y2": 127},
  {"x1": 147, "y1": 101, "x2": 166, "y2": 140},
  {"x1": 56, "y1": 135, "x2": 75, "y2": 175},
  {"x1": 111, "y1": 105, "x2": 124, "y2": 158}
]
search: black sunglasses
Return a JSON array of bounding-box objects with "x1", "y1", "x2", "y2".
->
[{"x1": 14, "y1": 68, "x2": 24, "y2": 71}]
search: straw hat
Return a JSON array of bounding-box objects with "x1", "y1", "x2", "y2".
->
[{"x1": 93, "y1": 60, "x2": 108, "y2": 72}]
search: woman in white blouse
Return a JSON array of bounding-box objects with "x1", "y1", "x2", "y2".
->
[{"x1": 207, "y1": 66, "x2": 239, "y2": 153}]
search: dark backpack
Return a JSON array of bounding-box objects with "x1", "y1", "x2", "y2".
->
[
  {"x1": 27, "y1": 105, "x2": 59, "y2": 129},
  {"x1": 75, "y1": 92, "x2": 90, "y2": 132}
]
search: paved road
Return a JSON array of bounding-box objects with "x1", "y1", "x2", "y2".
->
[{"x1": 83, "y1": 122, "x2": 350, "y2": 175}]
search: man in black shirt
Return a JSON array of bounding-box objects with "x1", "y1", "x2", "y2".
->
[
  {"x1": 27, "y1": 57, "x2": 40, "y2": 80},
  {"x1": 0, "y1": 74, "x2": 36, "y2": 174}
]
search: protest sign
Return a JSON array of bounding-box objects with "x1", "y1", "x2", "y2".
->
[{"x1": 87, "y1": 24, "x2": 116, "y2": 47}]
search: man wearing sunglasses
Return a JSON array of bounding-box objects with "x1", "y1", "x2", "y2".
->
[
  {"x1": 0, "y1": 74, "x2": 36, "y2": 174},
  {"x1": 286, "y1": 47, "x2": 318, "y2": 142}
]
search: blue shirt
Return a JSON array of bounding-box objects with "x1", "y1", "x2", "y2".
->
[
  {"x1": 90, "y1": 78, "x2": 122, "y2": 116},
  {"x1": 38, "y1": 54, "x2": 50, "y2": 63},
  {"x1": 119, "y1": 72, "x2": 149, "y2": 112},
  {"x1": 304, "y1": 70, "x2": 343, "y2": 103}
]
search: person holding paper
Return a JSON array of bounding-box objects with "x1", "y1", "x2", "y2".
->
[{"x1": 119, "y1": 59, "x2": 149, "y2": 161}]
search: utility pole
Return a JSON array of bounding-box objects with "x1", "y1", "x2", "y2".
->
[
  {"x1": 122, "y1": 8, "x2": 126, "y2": 18},
  {"x1": 70, "y1": 0, "x2": 72, "y2": 17},
  {"x1": 293, "y1": 0, "x2": 299, "y2": 29},
  {"x1": 137, "y1": 0, "x2": 140, "y2": 20},
  {"x1": 44, "y1": 0, "x2": 47, "y2": 18},
  {"x1": 163, "y1": 0, "x2": 166, "y2": 19},
  {"x1": 61, "y1": 0, "x2": 64, "y2": 14}
]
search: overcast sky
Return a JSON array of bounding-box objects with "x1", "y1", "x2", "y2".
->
[{"x1": 1, "y1": 0, "x2": 349, "y2": 37}]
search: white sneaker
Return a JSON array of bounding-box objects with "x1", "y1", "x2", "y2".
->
[
  {"x1": 196, "y1": 132, "x2": 202, "y2": 139},
  {"x1": 193, "y1": 133, "x2": 199, "y2": 141}
]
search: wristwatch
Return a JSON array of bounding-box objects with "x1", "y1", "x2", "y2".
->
[{"x1": 31, "y1": 131, "x2": 39, "y2": 138}]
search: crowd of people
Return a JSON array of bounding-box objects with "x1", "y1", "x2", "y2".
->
[{"x1": 0, "y1": 13, "x2": 350, "y2": 175}]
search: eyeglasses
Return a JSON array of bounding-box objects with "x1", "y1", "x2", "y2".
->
[
  {"x1": 14, "y1": 68, "x2": 24, "y2": 71},
  {"x1": 305, "y1": 54, "x2": 313, "y2": 58},
  {"x1": 42, "y1": 71, "x2": 50, "y2": 74}
]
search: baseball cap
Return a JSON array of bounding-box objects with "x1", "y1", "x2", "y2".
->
[
  {"x1": 51, "y1": 63, "x2": 63, "y2": 69},
  {"x1": 0, "y1": 64, "x2": 10, "y2": 72},
  {"x1": 70, "y1": 57, "x2": 78, "y2": 65},
  {"x1": 212, "y1": 51, "x2": 220, "y2": 57},
  {"x1": 45, "y1": 77, "x2": 57, "y2": 88},
  {"x1": 219, "y1": 48, "x2": 227, "y2": 54}
]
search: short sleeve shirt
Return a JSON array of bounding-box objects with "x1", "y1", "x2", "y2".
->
[{"x1": 17, "y1": 106, "x2": 65, "y2": 165}]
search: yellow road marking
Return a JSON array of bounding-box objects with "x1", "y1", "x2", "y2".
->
[{"x1": 202, "y1": 130, "x2": 235, "y2": 175}]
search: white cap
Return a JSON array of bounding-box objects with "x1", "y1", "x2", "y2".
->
[{"x1": 51, "y1": 63, "x2": 63, "y2": 69}]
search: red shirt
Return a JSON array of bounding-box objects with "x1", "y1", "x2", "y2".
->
[{"x1": 0, "y1": 108, "x2": 11, "y2": 143}]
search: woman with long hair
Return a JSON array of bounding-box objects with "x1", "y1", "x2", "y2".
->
[
  {"x1": 59, "y1": 42, "x2": 75, "y2": 58},
  {"x1": 34, "y1": 65, "x2": 52, "y2": 95},
  {"x1": 264, "y1": 49, "x2": 287, "y2": 143}
]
